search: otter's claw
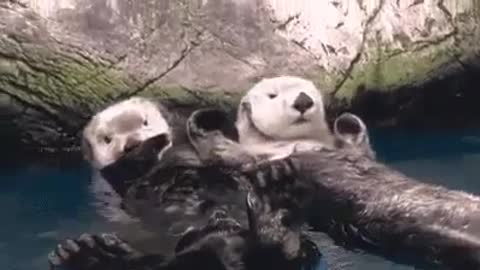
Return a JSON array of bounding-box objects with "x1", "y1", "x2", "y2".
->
[{"x1": 48, "y1": 233, "x2": 140, "y2": 270}]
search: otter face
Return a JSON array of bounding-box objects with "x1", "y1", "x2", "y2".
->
[
  {"x1": 82, "y1": 97, "x2": 172, "y2": 170},
  {"x1": 237, "y1": 76, "x2": 328, "y2": 143}
]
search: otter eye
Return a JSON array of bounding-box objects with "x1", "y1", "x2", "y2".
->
[
  {"x1": 143, "y1": 119, "x2": 148, "y2": 126},
  {"x1": 268, "y1": 93, "x2": 277, "y2": 99},
  {"x1": 103, "y1": 136, "x2": 112, "y2": 144}
]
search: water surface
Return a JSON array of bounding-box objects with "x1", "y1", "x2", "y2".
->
[{"x1": 1, "y1": 129, "x2": 480, "y2": 270}]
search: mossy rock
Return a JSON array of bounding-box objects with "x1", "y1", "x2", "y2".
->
[{"x1": 0, "y1": 0, "x2": 479, "y2": 157}]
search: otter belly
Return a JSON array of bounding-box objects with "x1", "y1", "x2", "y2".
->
[{"x1": 120, "y1": 165, "x2": 251, "y2": 238}]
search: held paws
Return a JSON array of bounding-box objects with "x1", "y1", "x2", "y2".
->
[{"x1": 48, "y1": 233, "x2": 140, "y2": 270}]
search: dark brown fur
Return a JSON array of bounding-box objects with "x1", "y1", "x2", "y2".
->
[
  {"x1": 242, "y1": 144, "x2": 480, "y2": 270},
  {"x1": 49, "y1": 190, "x2": 323, "y2": 270}
]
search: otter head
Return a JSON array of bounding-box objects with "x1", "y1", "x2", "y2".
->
[
  {"x1": 82, "y1": 97, "x2": 172, "y2": 170},
  {"x1": 236, "y1": 76, "x2": 331, "y2": 145},
  {"x1": 333, "y1": 112, "x2": 375, "y2": 159}
]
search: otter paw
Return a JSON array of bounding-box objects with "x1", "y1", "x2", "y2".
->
[
  {"x1": 293, "y1": 141, "x2": 325, "y2": 153},
  {"x1": 211, "y1": 140, "x2": 256, "y2": 167},
  {"x1": 48, "y1": 233, "x2": 139, "y2": 270}
]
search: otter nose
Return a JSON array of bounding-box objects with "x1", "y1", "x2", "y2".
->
[
  {"x1": 123, "y1": 137, "x2": 141, "y2": 153},
  {"x1": 292, "y1": 92, "x2": 314, "y2": 114}
]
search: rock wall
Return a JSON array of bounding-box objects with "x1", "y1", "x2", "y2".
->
[{"x1": 0, "y1": 0, "x2": 479, "y2": 156}]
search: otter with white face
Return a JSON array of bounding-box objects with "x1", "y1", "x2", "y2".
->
[
  {"x1": 237, "y1": 76, "x2": 332, "y2": 146},
  {"x1": 82, "y1": 97, "x2": 173, "y2": 222},
  {"x1": 187, "y1": 76, "x2": 335, "y2": 166},
  {"x1": 82, "y1": 97, "x2": 172, "y2": 171}
]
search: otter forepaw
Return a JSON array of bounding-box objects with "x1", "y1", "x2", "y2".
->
[
  {"x1": 211, "y1": 140, "x2": 256, "y2": 167},
  {"x1": 48, "y1": 233, "x2": 140, "y2": 270},
  {"x1": 293, "y1": 141, "x2": 325, "y2": 153}
]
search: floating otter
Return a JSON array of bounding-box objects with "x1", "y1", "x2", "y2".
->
[
  {"x1": 81, "y1": 97, "x2": 177, "y2": 223},
  {"x1": 81, "y1": 96, "x2": 212, "y2": 223},
  {"x1": 234, "y1": 116, "x2": 480, "y2": 270},
  {"x1": 81, "y1": 96, "x2": 253, "y2": 251},
  {"x1": 48, "y1": 181, "x2": 326, "y2": 270}
]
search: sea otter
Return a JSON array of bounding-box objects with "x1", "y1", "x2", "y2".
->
[
  {"x1": 81, "y1": 96, "x2": 254, "y2": 252},
  {"x1": 233, "y1": 119, "x2": 480, "y2": 270},
  {"x1": 81, "y1": 97, "x2": 178, "y2": 223},
  {"x1": 189, "y1": 105, "x2": 480, "y2": 269},
  {"x1": 81, "y1": 96, "x2": 228, "y2": 253}
]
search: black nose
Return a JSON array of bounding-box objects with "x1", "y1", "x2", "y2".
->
[
  {"x1": 123, "y1": 138, "x2": 141, "y2": 153},
  {"x1": 292, "y1": 92, "x2": 314, "y2": 114}
]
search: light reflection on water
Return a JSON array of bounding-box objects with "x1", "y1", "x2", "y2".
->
[{"x1": 1, "y1": 129, "x2": 480, "y2": 270}]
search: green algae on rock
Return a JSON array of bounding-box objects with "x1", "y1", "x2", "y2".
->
[{"x1": 0, "y1": 0, "x2": 479, "y2": 155}]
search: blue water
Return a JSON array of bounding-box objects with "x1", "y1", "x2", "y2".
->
[{"x1": 1, "y1": 129, "x2": 480, "y2": 270}]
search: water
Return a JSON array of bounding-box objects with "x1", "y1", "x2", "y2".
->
[{"x1": 1, "y1": 129, "x2": 480, "y2": 270}]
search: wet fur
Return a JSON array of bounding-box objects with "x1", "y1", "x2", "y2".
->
[
  {"x1": 80, "y1": 97, "x2": 256, "y2": 253},
  {"x1": 189, "y1": 109, "x2": 480, "y2": 269},
  {"x1": 81, "y1": 97, "x2": 202, "y2": 224},
  {"x1": 241, "y1": 135, "x2": 480, "y2": 270},
  {"x1": 49, "y1": 190, "x2": 324, "y2": 270},
  {"x1": 99, "y1": 106, "x2": 251, "y2": 238}
]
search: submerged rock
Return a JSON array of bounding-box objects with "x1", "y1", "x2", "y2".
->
[{"x1": 0, "y1": 0, "x2": 479, "y2": 155}]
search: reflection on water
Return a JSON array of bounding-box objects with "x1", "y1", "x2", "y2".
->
[{"x1": 1, "y1": 129, "x2": 480, "y2": 270}]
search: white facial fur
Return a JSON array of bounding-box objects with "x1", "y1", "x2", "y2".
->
[
  {"x1": 236, "y1": 76, "x2": 332, "y2": 148},
  {"x1": 82, "y1": 97, "x2": 171, "y2": 170}
]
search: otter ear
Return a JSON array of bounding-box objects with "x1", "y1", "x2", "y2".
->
[
  {"x1": 81, "y1": 136, "x2": 94, "y2": 163},
  {"x1": 235, "y1": 100, "x2": 253, "y2": 132},
  {"x1": 237, "y1": 100, "x2": 251, "y2": 120},
  {"x1": 333, "y1": 113, "x2": 368, "y2": 146},
  {"x1": 154, "y1": 101, "x2": 173, "y2": 124}
]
